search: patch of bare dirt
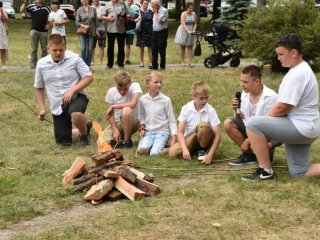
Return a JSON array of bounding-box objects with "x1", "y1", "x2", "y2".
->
[{"x1": 0, "y1": 177, "x2": 197, "y2": 240}]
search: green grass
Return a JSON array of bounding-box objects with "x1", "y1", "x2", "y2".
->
[{"x1": 1, "y1": 17, "x2": 320, "y2": 240}]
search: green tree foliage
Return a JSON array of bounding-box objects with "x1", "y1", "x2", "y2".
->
[
  {"x1": 218, "y1": 0, "x2": 252, "y2": 26},
  {"x1": 241, "y1": 0, "x2": 320, "y2": 71}
]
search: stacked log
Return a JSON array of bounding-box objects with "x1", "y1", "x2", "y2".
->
[{"x1": 62, "y1": 149, "x2": 161, "y2": 204}]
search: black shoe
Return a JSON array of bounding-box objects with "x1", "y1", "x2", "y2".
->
[
  {"x1": 196, "y1": 149, "x2": 208, "y2": 161},
  {"x1": 229, "y1": 153, "x2": 257, "y2": 166},
  {"x1": 241, "y1": 167, "x2": 276, "y2": 181},
  {"x1": 80, "y1": 134, "x2": 90, "y2": 145},
  {"x1": 121, "y1": 139, "x2": 133, "y2": 149},
  {"x1": 87, "y1": 121, "x2": 92, "y2": 137},
  {"x1": 125, "y1": 60, "x2": 130, "y2": 64}
]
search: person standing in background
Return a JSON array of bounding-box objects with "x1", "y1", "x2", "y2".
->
[
  {"x1": 151, "y1": 0, "x2": 168, "y2": 70},
  {"x1": 20, "y1": 0, "x2": 51, "y2": 69},
  {"x1": 104, "y1": 0, "x2": 128, "y2": 69},
  {"x1": 91, "y1": 0, "x2": 107, "y2": 65},
  {"x1": 136, "y1": 0, "x2": 153, "y2": 68},
  {"x1": 48, "y1": 0, "x2": 69, "y2": 44},
  {"x1": 76, "y1": 0, "x2": 99, "y2": 67},
  {"x1": 0, "y1": 2, "x2": 9, "y2": 71},
  {"x1": 174, "y1": 2, "x2": 197, "y2": 67}
]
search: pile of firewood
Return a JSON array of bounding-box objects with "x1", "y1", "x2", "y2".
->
[{"x1": 62, "y1": 149, "x2": 161, "y2": 204}]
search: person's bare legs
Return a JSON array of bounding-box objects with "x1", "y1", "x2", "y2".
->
[
  {"x1": 147, "y1": 47, "x2": 152, "y2": 66},
  {"x1": 121, "y1": 107, "x2": 134, "y2": 141},
  {"x1": 306, "y1": 164, "x2": 320, "y2": 177},
  {"x1": 246, "y1": 128, "x2": 271, "y2": 169},
  {"x1": 91, "y1": 48, "x2": 95, "y2": 65},
  {"x1": 99, "y1": 47, "x2": 105, "y2": 65},
  {"x1": 125, "y1": 44, "x2": 131, "y2": 62},
  {"x1": 187, "y1": 45, "x2": 193, "y2": 65},
  {"x1": 0, "y1": 49, "x2": 7, "y2": 68},
  {"x1": 139, "y1": 46, "x2": 144, "y2": 66},
  {"x1": 197, "y1": 127, "x2": 213, "y2": 148},
  {"x1": 180, "y1": 45, "x2": 186, "y2": 65},
  {"x1": 224, "y1": 119, "x2": 245, "y2": 147},
  {"x1": 71, "y1": 112, "x2": 88, "y2": 137}
]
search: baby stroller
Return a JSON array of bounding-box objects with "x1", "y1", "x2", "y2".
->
[{"x1": 193, "y1": 21, "x2": 242, "y2": 68}]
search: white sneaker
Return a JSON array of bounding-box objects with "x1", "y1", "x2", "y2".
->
[
  {"x1": 2, "y1": 66, "x2": 7, "y2": 71},
  {"x1": 197, "y1": 150, "x2": 207, "y2": 161}
]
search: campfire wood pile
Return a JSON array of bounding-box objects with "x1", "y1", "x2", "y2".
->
[{"x1": 62, "y1": 149, "x2": 161, "y2": 204}]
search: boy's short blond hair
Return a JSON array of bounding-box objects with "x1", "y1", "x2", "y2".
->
[
  {"x1": 191, "y1": 81, "x2": 210, "y2": 96},
  {"x1": 114, "y1": 71, "x2": 132, "y2": 87},
  {"x1": 146, "y1": 71, "x2": 162, "y2": 84},
  {"x1": 48, "y1": 34, "x2": 65, "y2": 46}
]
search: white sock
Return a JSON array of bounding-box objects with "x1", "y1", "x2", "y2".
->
[{"x1": 263, "y1": 168, "x2": 274, "y2": 174}]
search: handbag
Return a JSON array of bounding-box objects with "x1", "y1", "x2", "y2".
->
[
  {"x1": 77, "y1": 26, "x2": 89, "y2": 35},
  {"x1": 194, "y1": 40, "x2": 202, "y2": 56},
  {"x1": 125, "y1": 18, "x2": 136, "y2": 31}
]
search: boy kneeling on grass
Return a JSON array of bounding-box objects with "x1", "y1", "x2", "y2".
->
[
  {"x1": 34, "y1": 34, "x2": 93, "y2": 146},
  {"x1": 137, "y1": 71, "x2": 177, "y2": 156},
  {"x1": 169, "y1": 81, "x2": 221, "y2": 165}
]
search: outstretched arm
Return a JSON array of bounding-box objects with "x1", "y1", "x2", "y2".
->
[{"x1": 34, "y1": 88, "x2": 46, "y2": 121}]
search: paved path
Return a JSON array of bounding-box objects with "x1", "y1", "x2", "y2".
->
[{"x1": 2, "y1": 61, "x2": 255, "y2": 72}]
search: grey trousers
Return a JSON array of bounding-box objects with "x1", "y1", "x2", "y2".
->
[
  {"x1": 246, "y1": 116, "x2": 316, "y2": 177},
  {"x1": 30, "y1": 30, "x2": 48, "y2": 66}
]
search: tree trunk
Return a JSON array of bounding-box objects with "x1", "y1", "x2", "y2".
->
[
  {"x1": 212, "y1": 0, "x2": 221, "y2": 20},
  {"x1": 176, "y1": 0, "x2": 182, "y2": 21},
  {"x1": 194, "y1": 0, "x2": 200, "y2": 24},
  {"x1": 257, "y1": 0, "x2": 267, "y2": 7}
]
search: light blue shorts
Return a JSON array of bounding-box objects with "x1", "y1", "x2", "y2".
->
[{"x1": 137, "y1": 131, "x2": 170, "y2": 156}]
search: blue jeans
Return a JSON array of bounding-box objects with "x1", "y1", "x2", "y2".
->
[
  {"x1": 138, "y1": 131, "x2": 170, "y2": 156},
  {"x1": 79, "y1": 34, "x2": 94, "y2": 66}
]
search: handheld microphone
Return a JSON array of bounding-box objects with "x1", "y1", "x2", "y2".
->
[{"x1": 235, "y1": 91, "x2": 241, "y2": 117}]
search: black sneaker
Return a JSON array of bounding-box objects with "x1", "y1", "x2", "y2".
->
[
  {"x1": 125, "y1": 60, "x2": 130, "y2": 64},
  {"x1": 122, "y1": 139, "x2": 133, "y2": 149},
  {"x1": 87, "y1": 121, "x2": 92, "y2": 137},
  {"x1": 241, "y1": 167, "x2": 276, "y2": 181},
  {"x1": 80, "y1": 134, "x2": 90, "y2": 146},
  {"x1": 229, "y1": 153, "x2": 257, "y2": 166}
]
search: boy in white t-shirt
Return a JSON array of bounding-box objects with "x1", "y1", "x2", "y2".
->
[
  {"x1": 103, "y1": 71, "x2": 142, "y2": 148},
  {"x1": 242, "y1": 33, "x2": 320, "y2": 181},
  {"x1": 169, "y1": 81, "x2": 221, "y2": 165},
  {"x1": 48, "y1": 0, "x2": 69, "y2": 43}
]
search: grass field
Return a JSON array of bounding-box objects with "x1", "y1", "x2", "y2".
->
[{"x1": 0, "y1": 17, "x2": 320, "y2": 240}]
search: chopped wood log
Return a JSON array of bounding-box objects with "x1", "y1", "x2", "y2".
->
[
  {"x1": 106, "y1": 189, "x2": 124, "y2": 201},
  {"x1": 72, "y1": 176, "x2": 105, "y2": 192},
  {"x1": 84, "y1": 179, "x2": 114, "y2": 201},
  {"x1": 62, "y1": 157, "x2": 86, "y2": 187},
  {"x1": 88, "y1": 161, "x2": 123, "y2": 174},
  {"x1": 71, "y1": 174, "x2": 95, "y2": 185},
  {"x1": 91, "y1": 149, "x2": 124, "y2": 167},
  {"x1": 114, "y1": 149, "x2": 124, "y2": 160},
  {"x1": 91, "y1": 151, "x2": 115, "y2": 167},
  {"x1": 133, "y1": 178, "x2": 161, "y2": 197},
  {"x1": 100, "y1": 170, "x2": 119, "y2": 179},
  {"x1": 128, "y1": 167, "x2": 146, "y2": 180},
  {"x1": 114, "y1": 176, "x2": 145, "y2": 201},
  {"x1": 117, "y1": 166, "x2": 137, "y2": 183}
]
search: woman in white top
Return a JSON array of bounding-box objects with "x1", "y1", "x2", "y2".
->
[
  {"x1": 174, "y1": 2, "x2": 197, "y2": 67},
  {"x1": 0, "y1": 3, "x2": 9, "y2": 71}
]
